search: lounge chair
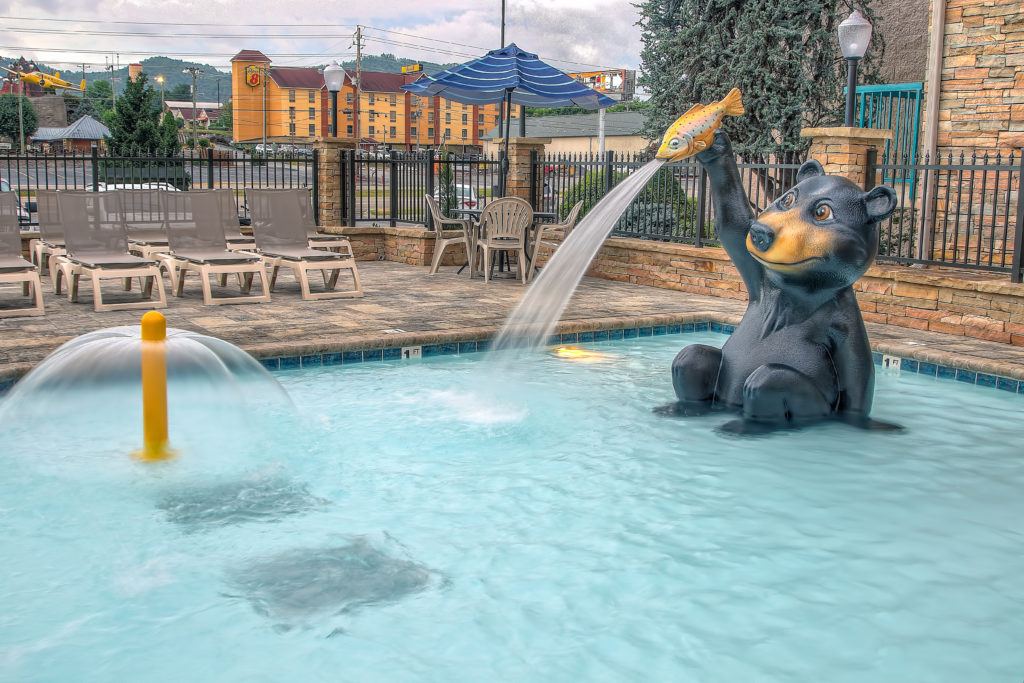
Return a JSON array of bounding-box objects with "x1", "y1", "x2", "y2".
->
[
  {"x1": 32, "y1": 190, "x2": 66, "y2": 282},
  {"x1": 218, "y1": 192, "x2": 257, "y2": 251},
  {"x1": 424, "y1": 194, "x2": 471, "y2": 275},
  {"x1": 53, "y1": 191, "x2": 167, "y2": 312},
  {"x1": 299, "y1": 191, "x2": 355, "y2": 257},
  {"x1": 0, "y1": 192, "x2": 44, "y2": 318},
  {"x1": 159, "y1": 190, "x2": 270, "y2": 305},
  {"x1": 476, "y1": 196, "x2": 533, "y2": 284},
  {"x1": 120, "y1": 188, "x2": 171, "y2": 258},
  {"x1": 527, "y1": 200, "x2": 583, "y2": 282},
  {"x1": 246, "y1": 188, "x2": 363, "y2": 300}
]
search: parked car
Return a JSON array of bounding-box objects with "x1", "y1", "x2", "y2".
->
[
  {"x1": 96, "y1": 182, "x2": 181, "y2": 192},
  {"x1": 433, "y1": 184, "x2": 479, "y2": 211},
  {"x1": 1, "y1": 178, "x2": 33, "y2": 225}
]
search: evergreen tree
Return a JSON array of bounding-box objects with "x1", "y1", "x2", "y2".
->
[
  {"x1": 158, "y1": 111, "x2": 181, "y2": 155},
  {"x1": 107, "y1": 73, "x2": 162, "y2": 154},
  {"x1": 0, "y1": 94, "x2": 38, "y2": 150},
  {"x1": 636, "y1": 0, "x2": 885, "y2": 156},
  {"x1": 166, "y1": 83, "x2": 192, "y2": 101},
  {"x1": 63, "y1": 92, "x2": 97, "y2": 122},
  {"x1": 215, "y1": 101, "x2": 232, "y2": 130},
  {"x1": 84, "y1": 80, "x2": 114, "y2": 118}
]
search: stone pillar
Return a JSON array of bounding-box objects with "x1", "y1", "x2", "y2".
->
[
  {"x1": 800, "y1": 127, "x2": 892, "y2": 188},
  {"x1": 313, "y1": 137, "x2": 357, "y2": 227},
  {"x1": 503, "y1": 137, "x2": 550, "y2": 203}
]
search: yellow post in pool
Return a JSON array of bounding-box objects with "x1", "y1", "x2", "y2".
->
[{"x1": 137, "y1": 310, "x2": 173, "y2": 461}]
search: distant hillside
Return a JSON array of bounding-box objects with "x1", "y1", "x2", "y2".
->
[{"x1": 1, "y1": 53, "x2": 454, "y2": 104}]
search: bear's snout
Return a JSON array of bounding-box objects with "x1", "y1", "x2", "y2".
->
[{"x1": 748, "y1": 222, "x2": 775, "y2": 252}]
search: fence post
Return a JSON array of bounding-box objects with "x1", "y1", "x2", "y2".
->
[
  {"x1": 529, "y1": 149, "x2": 538, "y2": 209},
  {"x1": 864, "y1": 147, "x2": 877, "y2": 191},
  {"x1": 312, "y1": 148, "x2": 320, "y2": 227},
  {"x1": 90, "y1": 144, "x2": 100, "y2": 192},
  {"x1": 695, "y1": 165, "x2": 707, "y2": 248},
  {"x1": 347, "y1": 150, "x2": 357, "y2": 226},
  {"x1": 604, "y1": 150, "x2": 614, "y2": 194},
  {"x1": 389, "y1": 157, "x2": 398, "y2": 227},
  {"x1": 425, "y1": 153, "x2": 435, "y2": 229},
  {"x1": 1012, "y1": 153, "x2": 1024, "y2": 284}
]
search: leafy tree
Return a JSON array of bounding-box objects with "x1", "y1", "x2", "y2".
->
[
  {"x1": 0, "y1": 94, "x2": 38, "y2": 150},
  {"x1": 166, "y1": 83, "x2": 192, "y2": 101},
  {"x1": 158, "y1": 111, "x2": 181, "y2": 155},
  {"x1": 215, "y1": 100, "x2": 232, "y2": 130},
  {"x1": 63, "y1": 92, "x2": 97, "y2": 122},
  {"x1": 636, "y1": 0, "x2": 885, "y2": 156},
  {"x1": 85, "y1": 79, "x2": 114, "y2": 118},
  {"x1": 106, "y1": 73, "x2": 162, "y2": 154}
]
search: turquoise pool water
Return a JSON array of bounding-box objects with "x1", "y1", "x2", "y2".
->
[{"x1": 1, "y1": 332, "x2": 1023, "y2": 682}]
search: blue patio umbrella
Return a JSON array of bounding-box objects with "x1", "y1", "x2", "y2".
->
[{"x1": 402, "y1": 43, "x2": 615, "y2": 194}]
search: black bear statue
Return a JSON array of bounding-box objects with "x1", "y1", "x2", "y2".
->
[{"x1": 671, "y1": 131, "x2": 899, "y2": 433}]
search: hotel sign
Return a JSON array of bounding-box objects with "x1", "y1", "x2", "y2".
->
[{"x1": 245, "y1": 65, "x2": 262, "y2": 87}]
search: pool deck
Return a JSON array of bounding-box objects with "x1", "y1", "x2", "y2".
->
[{"x1": 2, "y1": 261, "x2": 1024, "y2": 384}]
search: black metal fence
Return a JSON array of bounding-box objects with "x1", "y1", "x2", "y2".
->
[
  {"x1": 528, "y1": 151, "x2": 804, "y2": 246},
  {"x1": 338, "y1": 150, "x2": 502, "y2": 227},
  {"x1": 1, "y1": 148, "x2": 317, "y2": 224},
  {"x1": 867, "y1": 149, "x2": 1023, "y2": 282}
]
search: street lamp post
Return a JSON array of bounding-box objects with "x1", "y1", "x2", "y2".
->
[
  {"x1": 838, "y1": 9, "x2": 873, "y2": 127},
  {"x1": 155, "y1": 75, "x2": 165, "y2": 109},
  {"x1": 323, "y1": 61, "x2": 345, "y2": 138},
  {"x1": 182, "y1": 67, "x2": 204, "y2": 149}
]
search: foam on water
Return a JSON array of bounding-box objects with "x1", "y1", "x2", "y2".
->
[{"x1": 491, "y1": 159, "x2": 667, "y2": 355}]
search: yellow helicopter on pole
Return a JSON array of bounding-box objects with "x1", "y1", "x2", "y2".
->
[{"x1": 2, "y1": 65, "x2": 86, "y2": 92}]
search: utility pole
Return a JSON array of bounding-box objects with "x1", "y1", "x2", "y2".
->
[
  {"x1": 17, "y1": 79, "x2": 25, "y2": 152},
  {"x1": 183, "y1": 67, "x2": 203, "y2": 149},
  {"x1": 262, "y1": 66, "x2": 267, "y2": 150},
  {"x1": 351, "y1": 25, "x2": 363, "y2": 149}
]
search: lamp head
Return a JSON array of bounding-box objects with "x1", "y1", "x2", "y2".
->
[
  {"x1": 323, "y1": 60, "x2": 346, "y2": 93},
  {"x1": 838, "y1": 9, "x2": 873, "y2": 59}
]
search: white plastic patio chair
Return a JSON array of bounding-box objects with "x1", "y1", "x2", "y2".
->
[
  {"x1": 0, "y1": 192, "x2": 44, "y2": 317},
  {"x1": 475, "y1": 196, "x2": 533, "y2": 284},
  {"x1": 424, "y1": 194, "x2": 471, "y2": 275},
  {"x1": 528, "y1": 200, "x2": 584, "y2": 282}
]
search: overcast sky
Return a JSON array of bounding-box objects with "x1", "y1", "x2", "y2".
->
[{"x1": 0, "y1": 0, "x2": 643, "y2": 73}]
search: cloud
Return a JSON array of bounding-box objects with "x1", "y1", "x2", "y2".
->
[{"x1": 0, "y1": 0, "x2": 642, "y2": 72}]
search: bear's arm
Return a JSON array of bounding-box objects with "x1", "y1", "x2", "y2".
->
[
  {"x1": 830, "y1": 291, "x2": 875, "y2": 421},
  {"x1": 696, "y1": 132, "x2": 762, "y2": 299}
]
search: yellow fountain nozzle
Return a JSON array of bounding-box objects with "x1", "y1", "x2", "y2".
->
[
  {"x1": 136, "y1": 310, "x2": 174, "y2": 462},
  {"x1": 141, "y1": 310, "x2": 167, "y2": 341}
]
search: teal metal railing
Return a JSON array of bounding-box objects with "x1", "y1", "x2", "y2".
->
[{"x1": 849, "y1": 82, "x2": 924, "y2": 194}]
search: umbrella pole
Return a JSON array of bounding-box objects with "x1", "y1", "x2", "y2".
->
[{"x1": 500, "y1": 90, "x2": 513, "y2": 198}]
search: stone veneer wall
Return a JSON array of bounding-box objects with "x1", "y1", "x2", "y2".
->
[
  {"x1": 532, "y1": 230, "x2": 1024, "y2": 346},
  {"x1": 929, "y1": 0, "x2": 1024, "y2": 153}
]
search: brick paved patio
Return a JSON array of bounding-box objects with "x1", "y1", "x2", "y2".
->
[{"x1": 2, "y1": 261, "x2": 1023, "y2": 383}]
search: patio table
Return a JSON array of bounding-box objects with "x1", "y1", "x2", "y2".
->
[{"x1": 453, "y1": 208, "x2": 557, "y2": 277}]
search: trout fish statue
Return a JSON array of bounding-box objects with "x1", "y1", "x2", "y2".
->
[{"x1": 655, "y1": 88, "x2": 745, "y2": 162}]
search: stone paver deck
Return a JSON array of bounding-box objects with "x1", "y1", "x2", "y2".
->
[{"x1": 2, "y1": 262, "x2": 1024, "y2": 383}]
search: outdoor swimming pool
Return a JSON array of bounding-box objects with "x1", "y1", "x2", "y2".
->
[{"x1": 2, "y1": 331, "x2": 1022, "y2": 681}]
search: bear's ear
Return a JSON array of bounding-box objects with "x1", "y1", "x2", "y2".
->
[
  {"x1": 864, "y1": 185, "x2": 898, "y2": 222},
  {"x1": 796, "y1": 159, "x2": 824, "y2": 183}
]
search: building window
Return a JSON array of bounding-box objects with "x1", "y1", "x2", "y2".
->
[
  {"x1": 444, "y1": 127, "x2": 450, "y2": 138},
  {"x1": 462, "y1": 113, "x2": 468, "y2": 124},
  {"x1": 445, "y1": 99, "x2": 451, "y2": 109},
  {"x1": 346, "y1": 92, "x2": 353, "y2": 103},
  {"x1": 309, "y1": 124, "x2": 316, "y2": 136},
  {"x1": 445, "y1": 112, "x2": 451, "y2": 123},
  {"x1": 369, "y1": 125, "x2": 375, "y2": 136},
  {"x1": 428, "y1": 112, "x2": 434, "y2": 122},
  {"x1": 368, "y1": 93, "x2": 375, "y2": 104},
  {"x1": 346, "y1": 124, "x2": 353, "y2": 134},
  {"x1": 389, "y1": 94, "x2": 396, "y2": 105},
  {"x1": 411, "y1": 126, "x2": 418, "y2": 136},
  {"x1": 427, "y1": 127, "x2": 434, "y2": 137},
  {"x1": 478, "y1": 113, "x2": 484, "y2": 123},
  {"x1": 390, "y1": 111, "x2": 396, "y2": 123},
  {"x1": 289, "y1": 107, "x2": 295, "y2": 119},
  {"x1": 289, "y1": 123, "x2": 296, "y2": 135},
  {"x1": 309, "y1": 107, "x2": 316, "y2": 119},
  {"x1": 288, "y1": 89, "x2": 296, "y2": 102},
  {"x1": 308, "y1": 91, "x2": 315, "y2": 103},
  {"x1": 390, "y1": 126, "x2": 396, "y2": 138},
  {"x1": 461, "y1": 128, "x2": 467, "y2": 138},
  {"x1": 478, "y1": 129, "x2": 484, "y2": 138}
]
